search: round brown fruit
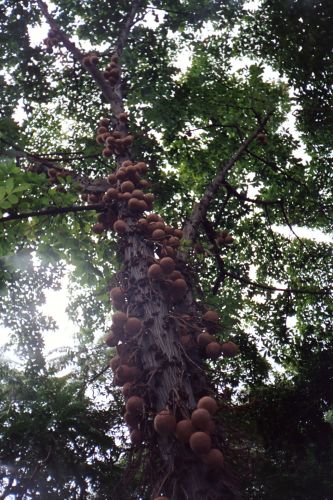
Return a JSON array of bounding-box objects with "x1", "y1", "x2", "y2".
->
[
  {"x1": 107, "y1": 173, "x2": 117, "y2": 184},
  {"x1": 130, "y1": 428, "x2": 142, "y2": 445},
  {"x1": 168, "y1": 236, "x2": 180, "y2": 248},
  {"x1": 191, "y1": 408, "x2": 211, "y2": 431},
  {"x1": 171, "y1": 279, "x2": 188, "y2": 299},
  {"x1": 124, "y1": 411, "x2": 140, "y2": 428},
  {"x1": 125, "y1": 317, "x2": 142, "y2": 337},
  {"x1": 112, "y1": 311, "x2": 127, "y2": 328},
  {"x1": 202, "y1": 448, "x2": 224, "y2": 469},
  {"x1": 137, "y1": 218, "x2": 148, "y2": 231},
  {"x1": 147, "y1": 213, "x2": 160, "y2": 223},
  {"x1": 144, "y1": 193, "x2": 155, "y2": 206},
  {"x1": 205, "y1": 342, "x2": 222, "y2": 360},
  {"x1": 102, "y1": 148, "x2": 112, "y2": 158},
  {"x1": 136, "y1": 162, "x2": 148, "y2": 174},
  {"x1": 126, "y1": 396, "x2": 144, "y2": 415},
  {"x1": 175, "y1": 419, "x2": 195, "y2": 443},
  {"x1": 189, "y1": 431, "x2": 212, "y2": 455},
  {"x1": 148, "y1": 264, "x2": 164, "y2": 280},
  {"x1": 128, "y1": 198, "x2": 147, "y2": 213},
  {"x1": 113, "y1": 219, "x2": 129, "y2": 234},
  {"x1": 203, "y1": 310, "x2": 219, "y2": 323},
  {"x1": 116, "y1": 168, "x2": 127, "y2": 181},
  {"x1": 138, "y1": 179, "x2": 149, "y2": 189},
  {"x1": 123, "y1": 135, "x2": 134, "y2": 146},
  {"x1": 173, "y1": 229, "x2": 183, "y2": 239},
  {"x1": 169, "y1": 270, "x2": 183, "y2": 281},
  {"x1": 197, "y1": 396, "x2": 218, "y2": 415},
  {"x1": 152, "y1": 229, "x2": 166, "y2": 240},
  {"x1": 197, "y1": 332, "x2": 215, "y2": 348},
  {"x1": 131, "y1": 189, "x2": 144, "y2": 200},
  {"x1": 159, "y1": 257, "x2": 175, "y2": 274},
  {"x1": 161, "y1": 246, "x2": 175, "y2": 258},
  {"x1": 92, "y1": 223, "x2": 105, "y2": 234},
  {"x1": 105, "y1": 331, "x2": 118, "y2": 347},
  {"x1": 119, "y1": 112, "x2": 128, "y2": 122},
  {"x1": 110, "y1": 287, "x2": 125, "y2": 303},
  {"x1": 122, "y1": 382, "x2": 133, "y2": 399},
  {"x1": 121, "y1": 180, "x2": 135, "y2": 193},
  {"x1": 221, "y1": 341, "x2": 239, "y2": 357},
  {"x1": 105, "y1": 187, "x2": 118, "y2": 200},
  {"x1": 110, "y1": 355, "x2": 120, "y2": 372},
  {"x1": 154, "y1": 410, "x2": 176, "y2": 436}
]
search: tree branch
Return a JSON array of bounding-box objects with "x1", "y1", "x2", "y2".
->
[
  {"x1": 222, "y1": 179, "x2": 281, "y2": 206},
  {"x1": 35, "y1": 0, "x2": 118, "y2": 106},
  {"x1": 36, "y1": 0, "x2": 142, "y2": 113},
  {"x1": 224, "y1": 269, "x2": 330, "y2": 296},
  {"x1": 183, "y1": 111, "x2": 274, "y2": 244},
  {"x1": 0, "y1": 204, "x2": 103, "y2": 223}
]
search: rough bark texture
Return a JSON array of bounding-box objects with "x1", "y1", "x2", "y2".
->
[{"x1": 37, "y1": 2, "x2": 242, "y2": 498}]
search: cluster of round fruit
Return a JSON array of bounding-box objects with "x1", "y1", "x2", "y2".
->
[
  {"x1": 137, "y1": 213, "x2": 183, "y2": 258},
  {"x1": 95, "y1": 117, "x2": 133, "y2": 156},
  {"x1": 91, "y1": 160, "x2": 153, "y2": 234},
  {"x1": 154, "y1": 396, "x2": 224, "y2": 470},
  {"x1": 106, "y1": 295, "x2": 145, "y2": 444},
  {"x1": 102, "y1": 54, "x2": 121, "y2": 86},
  {"x1": 196, "y1": 310, "x2": 239, "y2": 360},
  {"x1": 147, "y1": 256, "x2": 188, "y2": 302},
  {"x1": 215, "y1": 230, "x2": 234, "y2": 246},
  {"x1": 82, "y1": 52, "x2": 99, "y2": 67},
  {"x1": 43, "y1": 29, "x2": 59, "y2": 54}
]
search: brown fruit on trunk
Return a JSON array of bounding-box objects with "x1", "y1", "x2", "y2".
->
[
  {"x1": 92, "y1": 223, "x2": 105, "y2": 234},
  {"x1": 122, "y1": 382, "x2": 134, "y2": 399},
  {"x1": 113, "y1": 219, "x2": 129, "y2": 234},
  {"x1": 125, "y1": 317, "x2": 142, "y2": 336},
  {"x1": 105, "y1": 187, "x2": 118, "y2": 200},
  {"x1": 124, "y1": 411, "x2": 140, "y2": 428},
  {"x1": 128, "y1": 198, "x2": 148, "y2": 213},
  {"x1": 110, "y1": 287, "x2": 125, "y2": 303},
  {"x1": 171, "y1": 279, "x2": 188, "y2": 299},
  {"x1": 205, "y1": 342, "x2": 222, "y2": 360},
  {"x1": 191, "y1": 408, "x2": 211, "y2": 431},
  {"x1": 197, "y1": 332, "x2": 215, "y2": 347},
  {"x1": 175, "y1": 419, "x2": 195, "y2": 443},
  {"x1": 173, "y1": 228, "x2": 183, "y2": 239},
  {"x1": 159, "y1": 257, "x2": 175, "y2": 274},
  {"x1": 110, "y1": 355, "x2": 120, "y2": 372},
  {"x1": 121, "y1": 180, "x2": 135, "y2": 193},
  {"x1": 148, "y1": 264, "x2": 164, "y2": 280},
  {"x1": 202, "y1": 448, "x2": 224, "y2": 469},
  {"x1": 131, "y1": 189, "x2": 144, "y2": 199},
  {"x1": 154, "y1": 410, "x2": 177, "y2": 436},
  {"x1": 105, "y1": 331, "x2": 118, "y2": 347},
  {"x1": 147, "y1": 213, "x2": 160, "y2": 223},
  {"x1": 126, "y1": 396, "x2": 144, "y2": 415},
  {"x1": 107, "y1": 173, "x2": 117, "y2": 184},
  {"x1": 152, "y1": 229, "x2": 166, "y2": 240},
  {"x1": 189, "y1": 431, "x2": 212, "y2": 455},
  {"x1": 203, "y1": 310, "x2": 219, "y2": 323},
  {"x1": 197, "y1": 396, "x2": 218, "y2": 415},
  {"x1": 221, "y1": 341, "x2": 239, "y2": 357},
  {"x1": 130, "y1": 428, "x2": 142, "y2": 445},
  {"x1": 112, "y1": 311, "x2": 127, "y2": 328}
]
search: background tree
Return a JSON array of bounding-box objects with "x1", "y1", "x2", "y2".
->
[{"x1": 0, "y1": 0, "x2": 332, "y2": 499}]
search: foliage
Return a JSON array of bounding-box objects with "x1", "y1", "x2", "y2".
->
[{"x1": 0, "y1": 0, "x2": 332, "y2": 498}]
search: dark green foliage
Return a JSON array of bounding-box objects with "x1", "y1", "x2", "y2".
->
[{"x1": 0, "y1": 0, "x2": 332, "y2": 498}]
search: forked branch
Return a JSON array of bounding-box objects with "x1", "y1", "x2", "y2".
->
[{"x1": 183, "y1": 111, "x2": 274, "y2": 244}]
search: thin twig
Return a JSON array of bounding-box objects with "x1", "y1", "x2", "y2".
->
[{"x1": 0, "y1": 204, "x2": 103, "y2": 223}]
